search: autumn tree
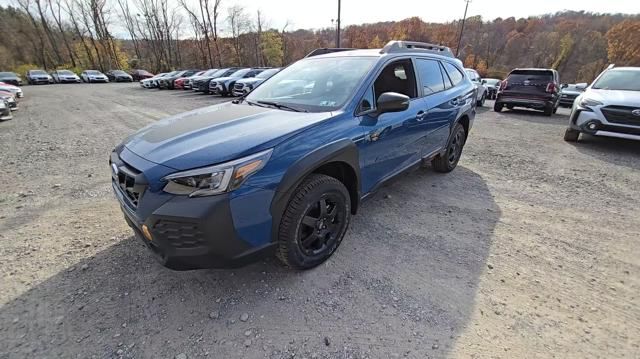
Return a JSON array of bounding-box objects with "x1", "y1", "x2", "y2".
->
[{"x1": 606, "y1": 20, "x2": 640, "y2": 66}]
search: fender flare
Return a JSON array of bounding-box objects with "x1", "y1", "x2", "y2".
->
[{"x1": 269, "y1": 139, "x2": 361, "y2": 241}]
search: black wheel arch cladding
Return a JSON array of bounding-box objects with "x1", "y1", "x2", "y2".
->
[{"x1": 270, "y1": 139, "x2": 361, "y2": 243}]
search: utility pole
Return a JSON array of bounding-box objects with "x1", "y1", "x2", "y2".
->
[
  {"x1": 456, "y1": 0, "x2": 471, "y2": 57},
  {"x1": 336, "y1": 0, "x2": 341, "y2": 48}
]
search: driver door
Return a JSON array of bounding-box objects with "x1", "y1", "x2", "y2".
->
[{"x1": 357, "y1": 59, "x2": 426, "y2": 193}]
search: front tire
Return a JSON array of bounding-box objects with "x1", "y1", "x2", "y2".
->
[
  {"x1": 494, "y1": 102, "x2": 503, "y2": 112},
  {"x1": 477, "y1": 92, "x2": 486, "y2": 107},
  {"x1": 564, "y1": 128, "x2": 580, "y2": 142},
  {"x1": 277, "y1": 174, "x2": 351, "y2": 270},
  {"x1": 432, "y1": 122, "x2": 466, "y2": 173}
]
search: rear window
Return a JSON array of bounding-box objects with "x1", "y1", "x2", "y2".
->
[{"x1": 508, "y1": 70, "x2": 553, "y2": 82}]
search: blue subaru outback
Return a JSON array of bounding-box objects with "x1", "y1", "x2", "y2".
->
[{"x1": 111, "y1": 41, "x2": 476, "y2": 270}]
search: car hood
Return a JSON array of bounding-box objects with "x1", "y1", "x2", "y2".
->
[
  {"x1": 0, "y1": 76, "x2": 19, "y2": 80},
  {"x1": 123, "y1": 102, "x2": 333, "y2": 170},
  {"x1": 583, "y1": 89, "x2": 640, "y2": 105},
  {"x1": 236, "y1": 78, "x2": 261, "y2": 85},
  {"x1": 561, "y1": 90, "x2": 583, "y2": 96}
]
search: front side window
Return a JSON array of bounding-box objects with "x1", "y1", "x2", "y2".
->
[
  {"x1": 373, "y1": 59, "x2": 417, "y2": 100},
  {"x1": 416, "y1": 59, "x2": 446, "y2": 96},
  {"x1": 359, "y1": 86, "x2": 376, "y2": 113},
  {"x1": 443, "y1": 62, "x2": 464, "y2": 86},
  {"x1": 247, "y1": 56, "x2": 376, "y2": 112}
]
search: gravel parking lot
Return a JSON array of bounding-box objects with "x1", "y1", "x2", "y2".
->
[{"x1": 1, "y1": 83, "x2": 639, "y2": 358}]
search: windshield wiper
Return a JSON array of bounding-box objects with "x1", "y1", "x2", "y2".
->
[{"x1": 256, "y1": 100, "x2": 308, "y2": 113}]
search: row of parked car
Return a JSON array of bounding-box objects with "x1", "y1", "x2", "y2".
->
[
  {"x1": 0, "y1": 81, "x2": 24, "y2": 121},
  {"x1": 139, "y1": 67, "x2": 282, "y2": 97},
  {"x1": 476, "y1": 65, "x2": 639, "y2": 142},
  {"x1": 0, "y1": 69, "x2": 156, "y2": 85}
]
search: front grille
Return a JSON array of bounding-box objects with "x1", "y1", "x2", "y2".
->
[
  {"x1": 111, "y1": 155, "x2": 147, "y2": 208},
  {"x1": 602, "y1": 106, "x2": 640, "y2": 126},
  {"x1": 153, "y1": 220, "x2": 205, "y2": 248}
]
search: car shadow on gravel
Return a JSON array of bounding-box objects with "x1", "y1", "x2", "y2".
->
[
  {"x1": 568, "y1": 135, "x2": 640, "y2": 170},
  {"x1": 1, "y1": 166, "x2": 501, "y2": 358}
]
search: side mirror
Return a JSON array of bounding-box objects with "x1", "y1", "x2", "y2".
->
[
  {"x1": 481, "y1": 79, "x2": 487, "y2": 84},
  {"x1": 576, "y1": 83, "x2": 588, "y2": 90},
  {"x1": 377, "y1": 92, "x2": 410, "y2": 114},
  {"x1": 561, "y1": 84, "x2": 568, "y2": 89}
]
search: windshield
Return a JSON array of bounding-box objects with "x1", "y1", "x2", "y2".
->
[
  {"x1": 484, "y1": 79, "x2": 500, "y2": 85},
  {"x1": 593, "y1": 70, "x2": 640, "y2": 91},
  {"x1": 246, "y1": 57, "x2": 376, "y2": 112},
  {"x1": 113, "y1": 70, "x2": 127, "y2": 75},
  {"x1": 87, "y1": 70, "x2": 101, "y2": 75},
  {"x1": 256, "y1": 68, "x2": 279, "y2": 79},
  {"x1": 31, "y1": 70, "x2": 47, "y2": 75},
  {"x1": 209, "y1": 69, "x2": 229, "y2": 78},
  {"x1": 229, "y1": 69, "x2": 251, "y2": 78},
  {"x1": 201, "y1": 69, "x2": 218, "y2": 76},
  {"x1": 0, "y1": 72, "x2": 16, "y2": 77},
  {"x1": 59, "y1": 70, "x2": 74, "y2": 75}
]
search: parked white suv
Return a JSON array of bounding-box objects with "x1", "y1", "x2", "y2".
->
[{"x1": 564, "y1": 66, "x2": 640, "y2": 142}]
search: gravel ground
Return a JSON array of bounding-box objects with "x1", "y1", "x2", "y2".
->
[{"x1": 0, "y1": 83, "x2": 639, "y2": 359}]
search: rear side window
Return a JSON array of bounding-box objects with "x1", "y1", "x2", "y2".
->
[
  {"x1": 415, "y1": 59, "x2": 446, "y2": 95},
  {"x1": 442, "y1": 62, "x2": 464, "y2": 86}
]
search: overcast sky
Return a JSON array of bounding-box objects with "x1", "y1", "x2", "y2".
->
[
  {"x1": 2, "y1": 0, "x2": 638, "y2": 34},
  {"x1": 235, "y1": 0, "x2": 640, "y2": 30}
]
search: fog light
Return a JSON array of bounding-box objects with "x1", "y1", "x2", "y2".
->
[
  {"x1": 141, "y1": 224, "x2": 153, "y2": 241},
  {"x1": 588, "y1": 123, "x2": 597, "y2": 130}
]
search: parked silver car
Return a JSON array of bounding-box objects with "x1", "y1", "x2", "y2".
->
[
  {"x1": 465, "y1": 68, "x2": 488, "y2": 106},
  {"x1": 564, "y1": 65, "x2": 640, "y2": 142}
]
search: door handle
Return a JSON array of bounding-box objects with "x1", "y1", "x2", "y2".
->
[{"x1": 416, "y1": 111, "x2": 427, "y2": 121}]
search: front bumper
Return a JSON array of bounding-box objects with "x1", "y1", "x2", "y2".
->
[
  {"x1": 0, "y1": 107, "x2": 13, "y2": 120},
  {"x1": 60, "y1": 78, "x2": 81, "y2": 83},
  {"x1": 111, "y1": 150, "x2": 276, "y2": 270},
  {"x1": 210, "y1": 82, "x2": 227, "y2": 95},
  {"x1": 569, "y1": 106, "x2": 640, "y2": 141}
]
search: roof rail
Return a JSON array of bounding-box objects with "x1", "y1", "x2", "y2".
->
[
  {"x1": 607, "y1": 64, "x2": 615, "y2": 70},
  {"x1": 305, "y1": 48, "x2": 356, "y2": 58},
  {"x1": 380, "y1": 40, "x2": 454, "y2": 58}
]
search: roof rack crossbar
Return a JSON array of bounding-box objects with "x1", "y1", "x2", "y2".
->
[
  {"x1": 305, "y1": 48, "x2": 356, "y2": 58},
  {"x1": 380, "y1": 41, "x2": 454, "y2": 58}
]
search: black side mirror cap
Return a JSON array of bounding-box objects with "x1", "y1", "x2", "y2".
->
[{"x1": 377, "y1": 92, "x2": 410, "y2": 114}]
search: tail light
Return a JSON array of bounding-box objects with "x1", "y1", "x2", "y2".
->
[
  {"x1": 546, "y1": 82, "x2": 556, "y2": 93},
  {"x1": 498, "y1": 80, "x2": 507, "y2": 91}
]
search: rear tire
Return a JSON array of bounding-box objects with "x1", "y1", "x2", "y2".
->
[
  {"x1": 494, "y1": 102, "x2": 503, "y2": 112},
  {"x1": 277, "y1": 174, "x2": 351, "y2": 270},
  {"x1": 564, "y1": 128, "x2": 580, "y2": 142},
  {"x1": 544, "y1": 104, "x2": 553, "y2": 116},
  {"x1": 432, "y1": 122, "x2": 466, "y2": 173}
]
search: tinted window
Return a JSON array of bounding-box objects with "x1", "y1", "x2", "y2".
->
[
  {"x1": 442, "y1": 62, "x2": 464, "y2": 86},
  {"x1": 508, "y1": 70, "x2": 553, "y2": 82},
  {"x1": 416, "y1": 59, "x2": 446, "y2": 95},
  {"x1": 359, "y1": 86, "x2": 375, "y2": 113},
  {"x1": 373, "y1": 59, "x2": 417, "y2": 99},
  {"x1": 465, "y1": 69, "x2": 480, "y2": 81}
]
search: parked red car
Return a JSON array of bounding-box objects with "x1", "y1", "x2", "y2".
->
[
  {"x1": 174, "y1": 71, "x2": 204, "y2": 89},
  {"x1": 130, "y1": 69, "x2": 154, "y2": 81}
]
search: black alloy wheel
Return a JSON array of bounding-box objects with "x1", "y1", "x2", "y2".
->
[{"x1": 277, "y1": 174, "x2": 351, "y2": 269}]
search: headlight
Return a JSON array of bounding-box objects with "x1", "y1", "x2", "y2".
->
[
  {"x1": 579, "y1": 98, "x2": 603, "y2": 108},
  {"x1": 163, "y1": 149, "x2": 273, "y2": 197}
]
